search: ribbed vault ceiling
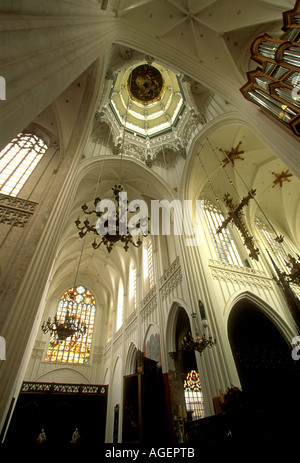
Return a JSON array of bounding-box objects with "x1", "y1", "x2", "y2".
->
[
  {"x1": 110, "y1": 0, "x2": 294, "y2": 81},
  {"x1": 34, "y1": 0, "x2": 299, "y2": 322}
]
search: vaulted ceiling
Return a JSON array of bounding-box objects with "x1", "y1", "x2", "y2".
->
[
  {"x1": 109, "y1": 0, "x2": 292, "y2": 83},
  {"x1": 23, "y1": 0, "x2": 299, "y2": 320}
]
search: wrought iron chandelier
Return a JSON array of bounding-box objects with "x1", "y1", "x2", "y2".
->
[
  {"x1": 182, "y1": 330, "x2": 216, "y2": 355},
  {"x1": 216, "y1": 190, "x2": 260, "y2": 261},
  {"x1": 283, "y1": 254, "x2": 300, "y2": 286},
  {"x1": 41, "y1": 229, "x2": 88, "y2": 341},
  {"x1": 41, "y1": 310, "x2": 86, "y2": 341},
  {"x1": 75, "y1": 184, "x2": 149, "y2": 253},
  {"x1": 267, "y1": 250, "x2": 300, "y2": 289},
  {"x1": 266, "y1": 249, "x2": 300, "y2": 331}
]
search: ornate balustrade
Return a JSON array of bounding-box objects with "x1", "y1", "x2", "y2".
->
[
  {"x1": 159, "y1": 256, "x2": 183, "y2": 300},
  {"x1": 21, "y1": 381, "x2": 107, "y2": 395},
  {"x1": 0, "y1": 193, "x2": 38, "y2": 227},
  {"x1": 208, "y1": 259, "x2": 273, "y2": 289}
]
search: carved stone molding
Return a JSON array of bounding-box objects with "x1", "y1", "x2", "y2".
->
[
  {"x1": 125, "y1": 310, "x2": 138, "y2": 340},
  {"x1": 34, "y1": 340, "x2": 46, "y2": 349},
  {"x1": 31, "y1": 349, "x2": 44, "y2": 360},
  {"x1": 141, "y1": 285, "x2": 157, "y2": 308},
  {"x1": 125, "y1": 319, "x2": 138, "y2": 341},
  {"x1": 31, "y1": 340, "x2": 46, "y2": 360},
  {"x1": 181, "y1": 109, "x2": 205, "y2": 147},
  {"x1": 208, "y1": 259, "x2": 273, "y2": 289},
  {"x1": 92, "y1": 346, "x2": 103, "y2": 364},
  {"x1": 103, "y1": 339, "x2": 111, "y2": 356},
  {"x1": 141, "y1": 285, "x2": 157, "y2": 322},
  {"x1": 113, "y1": 328, "x2": 123, "y2": 353},
  {"x1": 126, "y1": 309, "x2": 137, "y2": 327},
  {"x1": 159, "y1": 256, "x2": 183, "y2": 300},
  {"x1": 0, "y1": 194, "x2": 37, "y2": 212},
  {"x1": 141, "y1": 296, "x2": 157, "y2": 322},
  {"x1": 0, "y1": 194, "x2": 38, "y2": 228}
]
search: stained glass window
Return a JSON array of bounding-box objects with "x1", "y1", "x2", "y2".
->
[
  {"x1": 203, "y1": 199, "x2": 243, "y2": 266},
  {"x1": 0, "y1": 132, "x2": 48, "y2": 197},
  {"x1": 184, "y1": 370, "x2": 205, "y2": 421},
  {"x1": 45, "y1": 285, "x2": 96, "y2": 364}
]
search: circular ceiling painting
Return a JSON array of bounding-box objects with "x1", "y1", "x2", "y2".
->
[
  {"x1": 109, "y1": 61, "x2": 185, "y2": 138},
  {"x1": 127, "y1": 64, "x2": 164, "y2": 104}
]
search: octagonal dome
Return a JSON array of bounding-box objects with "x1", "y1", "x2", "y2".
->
[{"x1": 109, "y1": 61, "x2": 185, "y2": 138}]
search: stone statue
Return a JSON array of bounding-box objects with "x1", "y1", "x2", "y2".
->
[
  {"x1": 36, "y1": 428, "x2": 46, "y2": 443},
  {"x1": 70, "y1": 427, "x2": 80, "y2": 443}
]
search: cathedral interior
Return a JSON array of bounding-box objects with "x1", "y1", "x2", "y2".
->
[{"x1": 0, "y1": 0, "x2": 300, "y2": 450}]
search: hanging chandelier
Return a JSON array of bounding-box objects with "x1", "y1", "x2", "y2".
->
[
  {"x1": 75, "y1": 184, "x2": 149, "y2": 253},
  {"x1": 41, "y1": 310, "x2": 86, "y2": 341},
  {"x1": 182, "y1": 330, "x2": 216, "y2": 355},
  {"x1": 284, "y1": 254, "x2": 300, "y2": 286},
  {"x1": 267, "y1": 249, "x2": 300, "y2": 288},
  {"x1": 216, "y1": 190, "x2": 260, "y2": 261},
  {"x1": 266, "y1": 249, "x2": 300, "y2": 330},
  {"x1": 41, "y1": 233, "x2": 88, "y2": 341}
]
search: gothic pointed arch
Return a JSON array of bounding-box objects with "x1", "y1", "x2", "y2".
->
[
  {"x1": 227, "y1": 294, "x2": 300, "y2": 426},
  {"x1": 125, "y1": 342, "x2": 138, "y2": 376},
  {"x1": 165, "y1": 300, "x2": 191, "y2": 355}
]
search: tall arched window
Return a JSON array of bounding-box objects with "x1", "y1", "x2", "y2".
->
[
  {"x1": 0, "y1": 132, "x2": 48, "y2": 197},
  {"x1": 184, "y1": 370, "x2": 205, "y2": 421},
  {"x1": 147, "y1": 240, "x2": 154, "y2": 288},
  {"x1": 129, "y1": 262, "x2": 137, "y2": 313},
  {"x1": 45, "y1": 285, "x2": 96, "y2": 364},
  {"x1": 203, "y1": 199, "x2": 243, "y2": 266},
  {"x1": 116, "y1": 280, "x2": 124, "y2": 332},
  {"x1": 143, "y1": 239, "x2": 155, "y2": 290}
]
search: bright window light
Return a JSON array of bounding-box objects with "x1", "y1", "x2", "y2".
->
[{"x1": 0, "y1": 132, "x2": 48, "y2": 197}]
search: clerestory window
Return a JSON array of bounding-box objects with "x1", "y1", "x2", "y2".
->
[
  {"x1": 116, "y1": 280, "x2": 124, "y2": 332},
  {"x1": 147, "y1": 240, "x2": 154, "y2": 288},
  {"x1": 203, "y1": 199, "x2": 243, "y2": 266},
  {"x1": 0, "y1": 132, "x2": 48, "y2": 197},
  {"x1": 129, "y1": 262, "x2": 137, "y2": 313}
]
